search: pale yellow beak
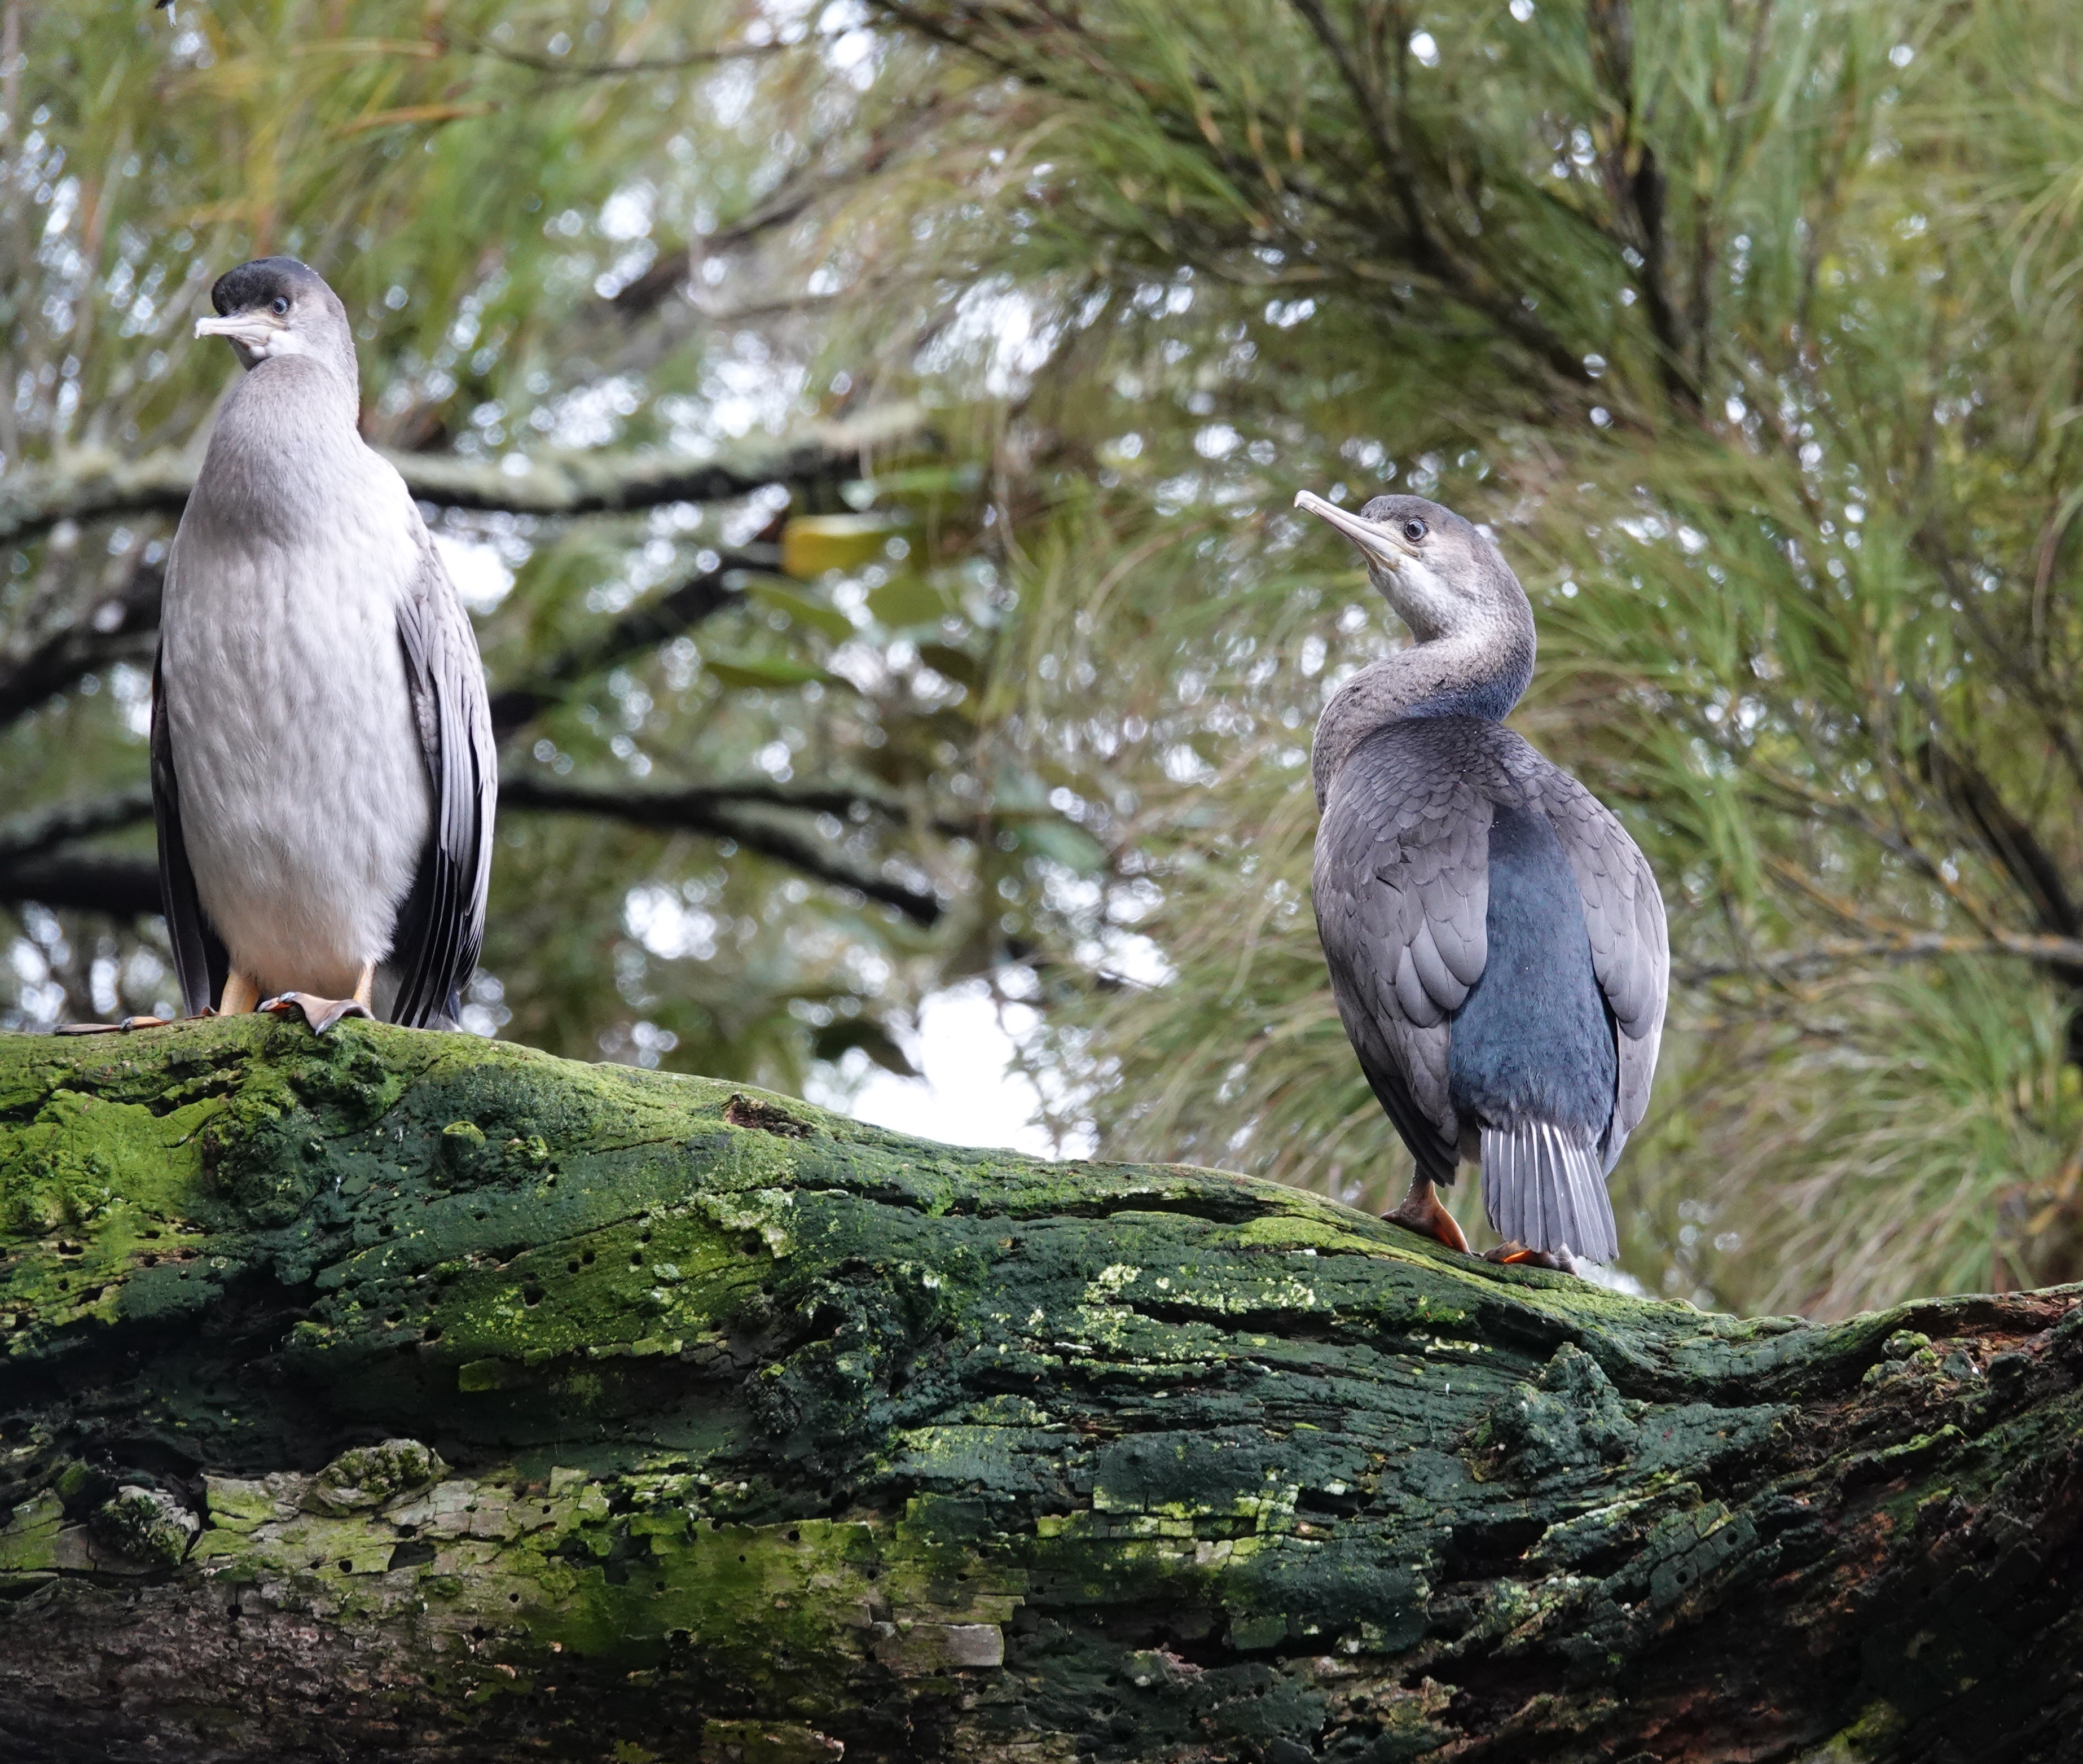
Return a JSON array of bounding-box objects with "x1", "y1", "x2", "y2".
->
[
  {"x1": 195, "y1": 311, "x2": 280, "y2": 350},
  {"x1": 1294, "y1": 488, "x2": 1417, "y2": 571}
]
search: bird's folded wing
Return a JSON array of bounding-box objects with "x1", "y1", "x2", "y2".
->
[
  {"x1": 389, "y1": 532, "x2": 497, "y2": 1029},
  {"x1": 1526, "y1": 766, "x2": 1669, "y2": 1166},
  {"x1": 1313, "y1": 745, "x2": 1495, "y2": 1180},
  {"x1": 149, "y1": 647, "x2": 228, "y2": 1016}
]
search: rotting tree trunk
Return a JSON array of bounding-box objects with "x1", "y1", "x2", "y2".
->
[{"x1": 0, "y1": 1021, "x2": 2079, "y2": 1764}]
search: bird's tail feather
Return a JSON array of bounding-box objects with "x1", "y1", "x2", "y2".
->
[{"x1": 1480, "y1": 1120, "x2": 1616, "y2": 1264}]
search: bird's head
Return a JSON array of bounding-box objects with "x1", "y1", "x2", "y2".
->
[
  {"x1": 1293, "y1": 489, "x2": 1525, "y2": 643},
  {"x1": 196, "y1": 257, "x2": 359, "y2": 397}
]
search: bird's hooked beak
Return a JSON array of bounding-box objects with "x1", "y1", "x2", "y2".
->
[
  {"x1": 1294, "y1": 489, "x2": 1418, "y2": 572},
  {"x1": 194, "y1": 310, "x2": 283, "y2": 352}
]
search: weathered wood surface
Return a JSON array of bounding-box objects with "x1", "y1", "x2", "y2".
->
[{"x1": 0, "y1": 1018, "x2": 2078, "y2": 1763}]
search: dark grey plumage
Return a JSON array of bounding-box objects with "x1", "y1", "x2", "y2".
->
[
  {"x1": 1298, "y1": 489, "x2": 1668, "y2": 1265},
  {"x1": 153, "y1": 256, "x2": 495, "y2": 1030}
]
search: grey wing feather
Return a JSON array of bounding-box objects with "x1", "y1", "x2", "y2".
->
[
  {"x1": 1314, "y1": 748, "x2": 1495, "y2": 1182},
  {"x1": 388, "y1": 526, "x2": 497, "y2": 1029},
  {"x1": 1524, "y1": 765, "x2": 1669, "y2": 1169}
]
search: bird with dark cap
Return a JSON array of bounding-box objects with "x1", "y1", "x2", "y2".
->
[
  {"x1": 1294, "y1": 489, "x2": 1667, "y2": 1271},
  {"x1": 71, "y1": 257, "x2": 495, "y2": 1034}
]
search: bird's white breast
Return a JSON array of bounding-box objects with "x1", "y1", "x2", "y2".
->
[{"x1": 161, "y1": 406, "x2": 433, "y2": 999}]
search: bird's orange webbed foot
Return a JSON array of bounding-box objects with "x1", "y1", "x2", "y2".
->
[
  {"x1": 1485, "y1": 1242, "x2": 1581, "y2": 1275},
  {"x1": 1383, "y1": 1175, "x2": 1472, "y2": 1254},
  {"x1": 260, "y1": 993, "x2": 374, "y2": 1035}
]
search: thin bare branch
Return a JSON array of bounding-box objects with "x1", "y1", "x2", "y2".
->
[
  {"x1": 459, "y1": 36, "x2": 794, "y2": 78},
  {"x1": 487, "y1": 547, "x2": 776, "y2": 739},
  {"x1": 0, "y1": 849, "x2": 157, "y2": 918},
  {"x1": 0, "y1": 406, "x2": 924, "y2": 547},
  {"x1": 502, "y1": 775, "x2": 944, "y2": 925},
  {"x1": 1678, "y1": 930, "x2": 2083, "y2": 985},
  {"x1": 0, "y1": 784, "x2": 153, "y2": 866},
  {"x1": 0, "y1": 769, "x2": 952, "y2": 928},
  {"x1": 0, "y1": 554, "x2": 162, "y2": 729},
  {"x1": 603, "y1": 98, "x2": 963, "y2": 321}
]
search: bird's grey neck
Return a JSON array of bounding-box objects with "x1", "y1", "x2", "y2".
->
[
  {"x1": 190, "y1": 355, "x2": 371, "y2": 536},
  {"x1": 243, "y1": 345, "x2": 362, "y2": 433},
  {"x1": 1311, "y1": 620, "x2": 1535, "y2": 807}
]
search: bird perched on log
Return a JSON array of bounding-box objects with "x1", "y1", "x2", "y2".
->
[
  {"x1": 78, "y1": 258, "x2": 495, "y2": 1034},
  {"x1": 1294, "y1": 490, "x2": 1667, "y2": 1270}
]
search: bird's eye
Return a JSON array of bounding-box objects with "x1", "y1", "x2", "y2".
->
[
  {"x1": 271, "y1": 296, "x2": 289, "y2": 315},
  {"x1": 1401, "y1": 517, "x2": 1427, "y2": 542}
]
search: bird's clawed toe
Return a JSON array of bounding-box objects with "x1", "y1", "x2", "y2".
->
[
  {"x1": 1485, "y1": 1241, "x2": 1580, "y2": 1275},
  {"x1": 54, "y1": 1015, "x2": 172, "y2": 1035},
  {"x1": 260, "y1": 992, "x2": 374, "y2": 1034},
  {"x1": 1383, "y1": 1175, "x2": 1473, "y2": 1254}
]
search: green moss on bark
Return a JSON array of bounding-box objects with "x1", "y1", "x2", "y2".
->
[{"x1": 1, "y1": 1017, "x2": 2080, "y2": 1761}]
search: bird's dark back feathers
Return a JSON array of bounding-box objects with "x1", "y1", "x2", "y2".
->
[
  {"x1": 1446, "y1": 801, "x2": 1616, "y2": 1139},
  {"x1": 1450, "y1": 801, "x2": 1620, "y2": 1261}
]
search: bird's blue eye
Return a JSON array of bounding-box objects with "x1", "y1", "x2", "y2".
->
[
  {"x1": 271, "y1": 296, "x2": 289, "y2": 315},
  {"x1": 1402, "y1": 518, "x2": 1427, "y2": 542}
]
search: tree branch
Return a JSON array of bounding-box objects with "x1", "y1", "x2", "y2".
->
[
  {"x1": 1677, "y1": 929, "x2": 2083, "y2": 986},
  {"x1": 1278, "y1": 0, "x2": 1592, "y2": 387},
  {"x1": 0, "y1": 762, "x2": 952, "y2": 932},
  {"x1": 458, "y1": 36, "x2": 794, "y2": 78},
  {"x1": 0, "y1": 849, "x2": 159, "y2": 918},
  {"x1": 6, "y1": 1021, "x2": 2083, "y2": 1759},
  {"x1": 0, "y1": 555, "x2": 163, "y2": 729},
  {"x1": 1587, "y1": 0, "x2": 1699, "y2": 411},
  {"x1": 0, "y1": 537, "x2": 772, "y2": 745},
  {"x1": 604, "y1": 100, "x2": 961, "y2": 320},
  {"x1": 1914, "y1": 736, "x2": 2083, "y2": 1071},
  {"x1": 501, "y1": 774, "x2": 945, "y2": 925},
  {"x1": 487, "y1": 547, "x2": 776, "y2": 739},
  {"x1": 521, "y1": 775, "x2": 912, "y2": 820},
  {"x1": 1921, "y1": 740, "x2": 2083, "y2": 942},
  {"x1": 0, "y1": 786, "x2": 155, "y2": 868},
  {"x1": 875, "y1": 0, "x2": 1593, "y2": 389},
  {"x1": 0, "y1": 406, "x2": 922, "y2": 547}
]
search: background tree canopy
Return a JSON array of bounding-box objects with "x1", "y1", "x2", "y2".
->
[{"x1": 7, "y1": 0, "x2": 2083, "y2": 1320}]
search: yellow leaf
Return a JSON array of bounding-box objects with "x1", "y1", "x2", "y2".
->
[{"x1": 780, "y1": 515, "x2": 906, "y2": 578}]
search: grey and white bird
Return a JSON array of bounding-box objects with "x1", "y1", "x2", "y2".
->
[
  {"x1": 1296, "y1": 490, "x2": 1667, "y2": 1269},
  {"x1": 143, "y1": 256, "x2": 494, "y2": 1032}
]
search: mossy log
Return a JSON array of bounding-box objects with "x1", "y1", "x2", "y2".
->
[{"x1": 1, "y1": 1020, "x2": 2080, "y2": 1764}]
